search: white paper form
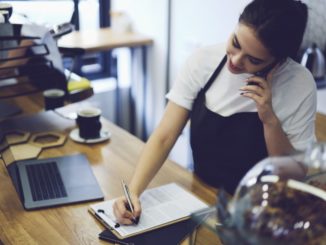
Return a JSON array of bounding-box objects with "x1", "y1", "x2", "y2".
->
[{"x1": 89, "y1": 183, "x2": 208, "y2": 238}]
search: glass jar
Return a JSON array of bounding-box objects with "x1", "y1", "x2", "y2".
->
[{"x1": 191, "y1": 142, "x2": 326, "y2": 245}]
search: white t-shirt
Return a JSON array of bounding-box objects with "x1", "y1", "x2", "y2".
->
[{"x1": 166, "y1": 43, "x2": 317, "y2": 151}]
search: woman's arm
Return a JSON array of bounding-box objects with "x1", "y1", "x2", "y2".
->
[
  {"x1": 113, "y1": 101, "x2": 190, "y2": 224},
  {"x1": 129, "y1": 101, "x2": 190, "y2": 196},
  {"x1": 262, "y1": 116, "x2": 295, "y2": 155},
  {"x1": 240, "y1": 70, "x2": 295, "y2": 156}
]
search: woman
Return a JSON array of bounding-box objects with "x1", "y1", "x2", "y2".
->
[{"x1": 113, "y1": 0, "x2": 316, "y2": 224}]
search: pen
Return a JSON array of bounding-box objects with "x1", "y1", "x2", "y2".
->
[{"x1": 121, "y1": 180, "x2": 139, "y2": 224}]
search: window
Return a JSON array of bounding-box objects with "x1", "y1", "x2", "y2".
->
[{"x1": 8, "y1": 0, "x2": 113, "y2": 79}]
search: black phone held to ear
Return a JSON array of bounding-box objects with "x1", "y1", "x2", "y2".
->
[
  {"x1": 254, "y1": 61, "x2": 278, "y2": 78},
  {"x1": 246, "y1": 61, "x2": 279, "y2": 87},
  {"x1": 247, "y1": 81, "x2": 260, "y2": 86}
]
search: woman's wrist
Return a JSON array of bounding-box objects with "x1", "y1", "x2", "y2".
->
[
  {"x1": 262, "y1": 113, "x2": 295, "y2": 156},
  {"x1": 129, "y1": 182, "x2": 142, "y2": 197},
  {"x1": 262, "y1": 112, "x2": 279, "y2": 128}
]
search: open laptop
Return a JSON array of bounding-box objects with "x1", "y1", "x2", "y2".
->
[{"x1": 6, "y1": 154, "x2": 104, "y2": 210}]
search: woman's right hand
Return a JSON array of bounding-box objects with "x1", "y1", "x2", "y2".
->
[{"x1": 112, "y1": 192, "x2": 142, "y2": 225}]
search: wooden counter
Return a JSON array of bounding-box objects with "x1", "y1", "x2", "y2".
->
[
  {"x1": 0, "y1": 94, "x2": 218, "y2": 245},
  {"x1": 58, "y1": 28, "x2": 153, "y2": 53}
]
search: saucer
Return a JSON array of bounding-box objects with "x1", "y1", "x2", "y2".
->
[{"x1": 69, "y1": 128, "x2": 111, "y2": 144}]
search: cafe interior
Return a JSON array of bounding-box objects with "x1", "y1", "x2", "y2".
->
[{"x1": 0, "y1": 0, "x2": 326, "y2": 244}]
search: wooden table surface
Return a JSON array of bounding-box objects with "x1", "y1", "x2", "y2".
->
[
  {"x1": 316, "y1": 112, "x2": 326, "y2": 142},
  {"x1": 58, "y1": 28, "x2": 154, "y2": 53},
  {"x1": 0, "y1": 94, "x2": 219, "y2": 245},
  {"x1": 2, "y1": 93, "x2": 325, "y2": 245}
]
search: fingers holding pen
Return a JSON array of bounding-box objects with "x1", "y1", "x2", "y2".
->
[
  {"x1": 130, "y1": 193, "x2": 141, "y2": 218},
  {"x1": 113, "y1": 194, "x2": 142, "y2": 225},
  {"x1": 113, "y1": 197, "x2": 134, "y2": 225}
]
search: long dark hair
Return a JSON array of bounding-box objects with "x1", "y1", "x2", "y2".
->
[{"x1": 239, "y1": 0, "x2": 308, "y2": 60}]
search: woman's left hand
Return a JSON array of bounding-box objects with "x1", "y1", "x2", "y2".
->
[{"x1": 240, "y1": 70, "x2": 277, "y2": 125}]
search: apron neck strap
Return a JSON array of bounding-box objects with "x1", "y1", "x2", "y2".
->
[{"x1": 203, "y1": 55, "x2": 227, "y2": 92}]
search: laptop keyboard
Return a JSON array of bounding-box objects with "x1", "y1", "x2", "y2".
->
[{"x1": 25, "y1": 161, "x2": 68, "y2": 201}]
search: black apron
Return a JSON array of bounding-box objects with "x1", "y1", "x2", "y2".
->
[{"x1": 190, "y1": 56, "x2": 268, "y2": 194}]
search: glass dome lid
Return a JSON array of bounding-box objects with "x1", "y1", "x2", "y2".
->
[{"x1": 217, "y1": 142, "x2": 326, "y2": 245}]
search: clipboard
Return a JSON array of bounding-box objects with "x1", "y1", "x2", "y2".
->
[
  {"x1": 88, "y1": 183, "x2": 209, "y2": 239},
  {"x1": 89, "y1": 207, "x2": 189, "y2": 239}
]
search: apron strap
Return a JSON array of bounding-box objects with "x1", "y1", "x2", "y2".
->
[{"x1": 202, "y1": 55, "x2": 227, "y2": 93}]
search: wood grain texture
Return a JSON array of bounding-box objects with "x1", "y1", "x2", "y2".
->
[
  {"x1": 58, "y1": 28, "x2": 154, "y2": 53},
  {"x1": 0, "y1": 94, "x2": 217, "y2": 245},
  {"x1": 316, "y1": 113, "x2": 326, "y2": 142},
  {"x1": 5, "y1": 95, "x2": 325, "y2": 244}
]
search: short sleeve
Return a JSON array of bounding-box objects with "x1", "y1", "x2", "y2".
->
[
  {"x1": 166, "y1": 44, "x2": 226, "y2": 110},
  {"x1": 285, "y1": 88, "x2": 317, "y2": 151},
  {"x1": 275, "y1": 66, "x2": 317, "y2": 151}
]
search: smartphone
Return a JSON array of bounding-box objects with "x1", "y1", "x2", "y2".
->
[
  {"x1": 247, "y1": 61, "x2": 278, "y2": 86},
  {"x1": 254, "y1": 61, "x2": 278, "y2": 78}
]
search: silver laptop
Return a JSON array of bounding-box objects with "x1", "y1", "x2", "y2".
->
[{"x1": 7, "y1": 154, "x2": 104, "y2": 210}]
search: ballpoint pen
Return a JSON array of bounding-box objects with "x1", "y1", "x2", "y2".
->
[{"x1": 121, "y1": 180, "x2": 139, "y2": 224}]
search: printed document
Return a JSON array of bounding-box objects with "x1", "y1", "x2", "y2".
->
[{"x1": 89, "y1": 183, "x2": 208, "y2": 239}]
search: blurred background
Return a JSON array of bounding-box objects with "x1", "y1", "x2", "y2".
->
[{"x1": 2, "y1": 0, "x2": 326, "y2": 170}]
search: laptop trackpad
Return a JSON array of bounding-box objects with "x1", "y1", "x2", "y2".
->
[{"x1": 59, "y1": 155, "x2": 99, "y2": 188}]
